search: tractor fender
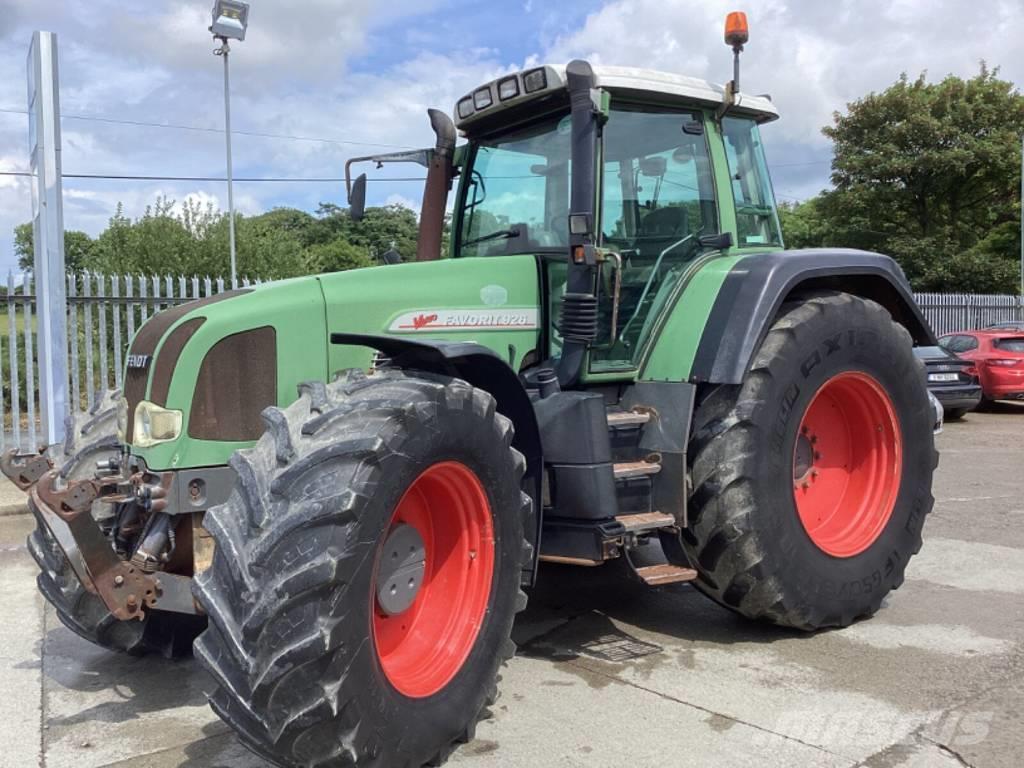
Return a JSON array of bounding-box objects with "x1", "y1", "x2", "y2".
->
[
  {"x1": 330, "y1": 333, "x2": 542, "y2": 584},
  {"x1": 688, "y1": 249, "x2": 936, "y2": 385}
]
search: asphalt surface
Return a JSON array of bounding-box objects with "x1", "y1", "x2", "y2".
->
[{"x1": 1, "y1": 403, "x2": 1023, "y2": 768}]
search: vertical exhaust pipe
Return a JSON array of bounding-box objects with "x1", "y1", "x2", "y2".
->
[{"x1": 416, "y1": 109, "x2": 456, "y2": 262}]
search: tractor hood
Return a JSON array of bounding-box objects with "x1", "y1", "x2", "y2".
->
[{"x1": 126, "y1": 254, "x2": 540, "y2": 470}]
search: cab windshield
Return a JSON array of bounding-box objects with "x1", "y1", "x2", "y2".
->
[{"x1": 456, "y1": 113, "x2": 571, "y2": 258}]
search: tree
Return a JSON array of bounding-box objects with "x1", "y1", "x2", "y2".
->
[
  {"x1": 15, "y1": 222, "x2": 96, "y2": 272},
  {"x1": 821, "y1": 65, "x2": 1024, "y2": 292},
  {"x1": 303, "y1": 239, "x2": 373, "y2": 273}
]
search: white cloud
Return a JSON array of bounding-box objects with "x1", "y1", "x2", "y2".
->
[
  {"x1": 0, "y1": 0, "x2": 1021, "y2": 269},
  {"x1": 385, "y1": 192, "x2": 419, "y2": 212},
  {"x1": 551, "y1": 0, "x2": 1024, "y2": 144}
]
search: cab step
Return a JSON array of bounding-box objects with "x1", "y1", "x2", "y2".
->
[
  {"x1": 615, "y1": 511, "x2": 675, "y2": 533},
  {"x1": 613, "y1": 460, "x2": 661, "y2": 480},
  {"x1": 606, "y1": 409, "x2": 652, "y2": 429},
  {"x1": 633, "y1": 563, "x2": 699, "y2": 586}
]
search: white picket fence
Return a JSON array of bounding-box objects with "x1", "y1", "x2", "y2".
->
[
  {"x1": 2, "y1": 272, "x2": 259, "y2": 451},
  {"x1": 2, "y1": 275, "x2": 1022, "y2": 451},
  {"x1": 913, "y1": 292, "x2": 1024, "y2": 336}
]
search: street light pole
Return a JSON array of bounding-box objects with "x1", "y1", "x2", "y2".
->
[
  {"x1": 209, "y1": 0, "x2": 248, "y2": 289},
  {"x1": 216, "y1": 38, "x2": 237, "y2": 290}
]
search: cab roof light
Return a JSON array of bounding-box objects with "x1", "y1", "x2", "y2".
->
[
  {"x1": 724, "y1": 10, "x2": 749, "y2": 47},
  {"x1": 497, "y1": 76, "x2": 520, "y2": 101},
  {"x1": 457, "y1": 96, "x2": 474, "y2": 119},
  {"x1": 523, "y1": 68, "x2": 547, "y2": 93},
  {"x1": 473, "y1": 87, "x2": 493, "y2": 109}
]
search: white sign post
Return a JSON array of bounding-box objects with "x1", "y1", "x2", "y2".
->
[{"x1": 27, "y1": 31, "x2": 68, "y2": 447}]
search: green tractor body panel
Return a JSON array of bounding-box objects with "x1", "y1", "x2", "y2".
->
[
  {"x1": 131, "y1": 255, "x2": 540, "y2": 471},
  {"x1": 136, "y1": 277, "x2": 329, "y2": 470},
  {"x1": 321, "y1": 254, "x2": 540, "y2": 375},
  {"x1": 638, "y1": 253, "x2": 746, "y2": 382}
]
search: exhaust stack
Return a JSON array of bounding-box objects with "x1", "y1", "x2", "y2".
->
[{"x1": 416, "y1": 109, "x2": 456, "y2": 262}]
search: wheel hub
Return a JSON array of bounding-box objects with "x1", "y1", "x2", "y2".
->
[
  {"x1": 792, "y1": 429, "x2": 817, "y2": 483},
  {"x1": 375, "y1": 524, "x2": 426, "y2": 617},
  {"x1": 791, "y1": 371, "x2": 903, "y2": 558},
  {"x1": 371, "y1": 461, "x2": 495, "y2": 699}
]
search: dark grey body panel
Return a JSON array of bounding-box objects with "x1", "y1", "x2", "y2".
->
[{"x1": 691, "y1": 249, "x2": 937, "y2": 384}]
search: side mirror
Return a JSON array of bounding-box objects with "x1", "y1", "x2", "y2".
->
[
  {"x1": 698, "y1": 231, "x2": 733, "y2": 250},
  {"x1": 349, "y1": 173, "x2": 367, "y2": 221}
]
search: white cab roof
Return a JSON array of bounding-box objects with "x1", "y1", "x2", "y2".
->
[
  {"x1": 454, "y1": 63, "x2": 779, "y2": 129},
  {"x1": 584, "y1": 65, "x2": 779, "y2": 122}
]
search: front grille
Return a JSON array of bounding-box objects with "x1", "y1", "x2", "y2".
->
[
  {"x1": 123, "y1": 367, "x2": 148, "y2": 440},
  {"x1": 188, "y1": 326, "x2": 277, "y2": 441},
  {"x1": 123, "y1": 289, "x2": 251, "y2": 442}
]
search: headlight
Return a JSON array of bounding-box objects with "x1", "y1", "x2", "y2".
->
[
  {"x1": 116, "y1": 397, "x2": 128, "y2": 442},
  {"x1": 133, "y1": 400, "x2": 183, "y2": 448}
]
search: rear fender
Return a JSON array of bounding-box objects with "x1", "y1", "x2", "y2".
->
[
  {"x1": 688, "y1": 249, "x2": 936, "y2": 384},
  {"x1": 331, "y1": 333, "x2": 542, "y2": 585}
]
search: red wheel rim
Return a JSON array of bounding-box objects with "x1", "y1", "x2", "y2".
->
[
  {"x1": 372, "y1": 461, "x2": 495, "y2": 698},
  {"x1": 792, "y1": 371, "x2": 902, "y2": 558}
]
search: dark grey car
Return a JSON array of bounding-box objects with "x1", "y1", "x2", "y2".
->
[{"x1": 914, "y1": 345, "x2": 982, "y2": 419}]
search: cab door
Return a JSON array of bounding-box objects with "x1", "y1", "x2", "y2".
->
[{"x1": 586, "y1": 105, "x2": 721, "y2": 375}]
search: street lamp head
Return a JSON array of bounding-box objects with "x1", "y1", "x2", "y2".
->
[{"x1": 210, "y1": 0, "x2": 250, "y2": 41}]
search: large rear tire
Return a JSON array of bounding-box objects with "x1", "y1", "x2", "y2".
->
[
  {"x1": 683, "y1": 292, "x2": 936, "y2": 630},
  {"x1": 193, "y1": 369, "x2": 532, "y2": 767},
  {"x1": 28, "y1": 388, "x2": 205, "y2": 657}
]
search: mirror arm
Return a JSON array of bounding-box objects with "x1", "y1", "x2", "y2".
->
[{"x1": 345, "y1": 149, "x2": 431, "y2": 201}]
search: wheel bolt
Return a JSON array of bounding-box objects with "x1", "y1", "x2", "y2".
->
[
  {"x1": 801, "y1": 481, "x2": 810, "y2": 490},
  {"x1": 814, "y1": 452, "x2": 822, "y2": 460},
  {"x1": 811, "y1": 470, "x2": 819, "y2": 479},
  {"x1": 810, "y1": 435, "x2": 818, "y2": 444},
  {"x1": 113, "y1": 575, "x2": 124, "y2": 587}
]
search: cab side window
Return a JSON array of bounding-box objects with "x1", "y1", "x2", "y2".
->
[{"x1": 721, "y1": 117, "x2": 783, "y2": 247}]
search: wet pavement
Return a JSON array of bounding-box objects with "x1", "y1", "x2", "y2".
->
[{"x1": 1, "y1": 403, "x2": 1022, "y2": 768}]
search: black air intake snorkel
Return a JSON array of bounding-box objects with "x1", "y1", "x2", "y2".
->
[{"x1": 555, "y1": 60, "x2": 601, "y2": 388}]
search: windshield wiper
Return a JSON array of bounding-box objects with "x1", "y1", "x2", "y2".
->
[{"x1": 462, "y1": 228, "x2": 520, "y2": 248}]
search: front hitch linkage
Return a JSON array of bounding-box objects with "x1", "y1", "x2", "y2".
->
[
  {"x1": 0, "y1": 448, "x2": 54, "y2": 491},
  {"x1": 33, "y1": 470, "x2": 166, "y2": 621}
]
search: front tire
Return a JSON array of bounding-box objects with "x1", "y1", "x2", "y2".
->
[
  {"x1": 684, "y1": 292, "x2": 936, "y2": 630},
  {"x1": 28, "y1": 387, "x2": 205, "y2": 657},
  {"x1": 193, "y1": 370, "x2": 532, "y2": 767}
]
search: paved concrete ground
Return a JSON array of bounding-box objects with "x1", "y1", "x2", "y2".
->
[
  {"x1": 0, "y1": 475, "x2": 28, "y2": 516},
  {"x1": 1, "y1": 403, "x2": 1023, "y2": 768}
]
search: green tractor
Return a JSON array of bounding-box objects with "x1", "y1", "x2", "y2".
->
[{"x1": 3, "y1": 15, "x2": 938, "y2": 768}]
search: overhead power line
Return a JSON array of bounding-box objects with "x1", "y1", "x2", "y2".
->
[
  {"x1": 0, "y1": 170, "x2": 426, "y2": 183},
  {"x1": 0, "y1": 106, "x2": 415, "y2": 150}
]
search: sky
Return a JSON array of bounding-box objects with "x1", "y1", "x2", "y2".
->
[{"x1": 0, "y1": 0, "x2": 1021, "y2": 272}]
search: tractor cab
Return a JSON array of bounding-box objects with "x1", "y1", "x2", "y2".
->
[
  {"x1": 348, "y1": 60, "x2": 784, "y2": 381},
  {"x1": 450, "y1": 64, "x2": 783, "y2": 373}
]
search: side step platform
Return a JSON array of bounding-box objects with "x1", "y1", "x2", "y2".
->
[
  {"x1": 632, "y1": 563, "x2": 699, "y2": 586},
  {"x1": 616, "y1": 512, "x2": 699, "y2": 586}
]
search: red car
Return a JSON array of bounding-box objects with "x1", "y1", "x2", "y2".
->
[{"x1": 938, "y1": 331, "x2": 1024, "y2": 403}]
